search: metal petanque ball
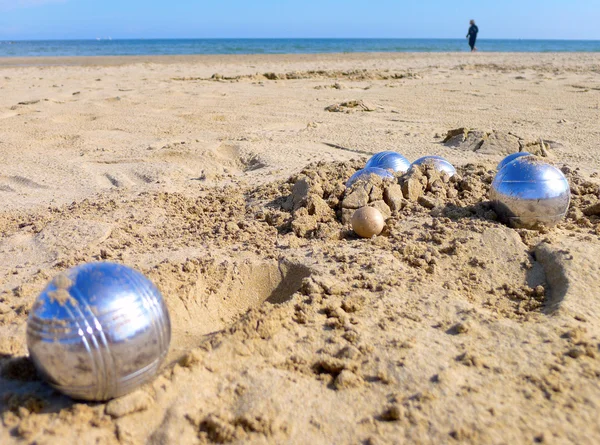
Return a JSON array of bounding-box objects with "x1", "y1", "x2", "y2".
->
[
  {"x1": 27, "y1": 262, "x2": 171, "y2": 401},
  {"x1": 346, "y1": 167, "x2": 394, "y2": 188},
  {"x1": 411, "y1": 155, "x2": 456, "y2": 176},
  {"x1": 497, "y1": 151, "x2": 533, "y2": 171},
  {"x1": 365, "y1": 151, "x2": 411, "y2": 174},
  {"x1": 489, "y1": 156, "x2": 570, "y2": 229}
]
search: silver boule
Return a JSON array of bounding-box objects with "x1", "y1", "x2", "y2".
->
[
  {"x1": 346, "y1": 167, "x2": 394, "y2": 188},
  {"x1": 365, "y1": 151, "x2": 411, "y2": 173},
  {"x1": 411, "y1": 155, "x2": 456, "y2": 176},
  {"x1": 489, "y1": 156, "x2": 570, "y2": 229},
  {"x1": 497, "y1": 151, "x2": 533, "y2": 171},
  {"x1": 27, "y1": 262, "x2": 171, "y2": 401}
]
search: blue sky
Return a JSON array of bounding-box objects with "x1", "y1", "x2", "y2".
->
[{"x1": 0, "y1": 0, "x2": 598, "y2": 40}]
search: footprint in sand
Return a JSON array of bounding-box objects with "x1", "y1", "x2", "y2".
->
[
  {"x1": 0, "y1": 175, "x2": 49, "y2": 192},
  {"x1": 152, "y1": 142, "x2": 268, "y2": 179},
  {"x1": 83, "y1": 162, "x2": 162, "y2": 189},
  {"x1": 10, "y1": 176, "x2": 49, "y2": 189},
  {"x1": 213, "y1": 142, "x2": 267, "y2": 172},
  {"x1": 103, "y1": 172, "x2": 136, "y2": 188}
]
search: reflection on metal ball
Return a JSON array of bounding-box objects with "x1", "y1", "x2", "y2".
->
[
  {"x1": 27, "y1": 262, "x2": 171, "y2": 401},
  {"x1": 489, "y1": 157, "x2": 570, "y2": 229},
  {"x1": 365, "y1": 151, "x2": 411, "y2": 173},
  {"x1": 346, "y1": 167, "x2": 394, "y2": 188},
  {"x1": 497, "y1": 151, "x2": 533, "y2": 171},
  {"x1": 411, "y1": 155, "x2": 456, "y2": 176}
]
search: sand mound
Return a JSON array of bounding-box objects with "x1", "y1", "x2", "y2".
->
[
  {"x1": 270, "y1": 161, "x2": 498, "y2": 243},
  {"x1": 442, "y1": 128, "x2": 563, "y2": 157},
  {"x1": 324, "y1": 100, "x2": 382, "y2": 113},
  {"x1": 171, "y1": 69, "x2": 422, "y2": 83}
]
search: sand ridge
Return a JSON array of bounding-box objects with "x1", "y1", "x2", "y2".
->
[{"x1": 0, "y1": 53, "x2": 599, "y2": 444}]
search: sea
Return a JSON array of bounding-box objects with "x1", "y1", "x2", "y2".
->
[{"x1": 0, "y1": 38, "x2": 599, "y2": 58}]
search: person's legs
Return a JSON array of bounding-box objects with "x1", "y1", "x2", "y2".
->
[{"x1": 469, "y1": 37, "x2": 477, "y2": 51}]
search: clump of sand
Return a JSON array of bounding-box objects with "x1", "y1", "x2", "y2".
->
[
  {"x1": 325, "y1": 100, "x2": 381, "y2": 113},
  {"x1": 443, "y1": 127, "x2": 562, "y2": 157},
  {"x1": 271, "y1": 160, "x2": 498, "y2": 242}
]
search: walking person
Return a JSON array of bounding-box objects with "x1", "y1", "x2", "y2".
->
[{"x1": 466, "y1": 19, "x2": 478, "y2": 52}]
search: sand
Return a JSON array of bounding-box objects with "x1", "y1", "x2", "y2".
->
[{"x1": 0, "y1": 52, "x2": 599, "y2": 444}]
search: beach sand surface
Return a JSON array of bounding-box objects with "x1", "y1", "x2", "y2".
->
[{"x1": 0, "y1": 52, "x2": 599, "y2": 444}]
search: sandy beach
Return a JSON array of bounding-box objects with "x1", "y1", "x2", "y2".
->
[{"x1": 0, "y1": 52, "x2": 599, "y2": 444}]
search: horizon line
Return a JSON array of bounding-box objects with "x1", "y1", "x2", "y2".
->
[{"x1": 2, "y1": 37, "x2": 600, "y2": 42}]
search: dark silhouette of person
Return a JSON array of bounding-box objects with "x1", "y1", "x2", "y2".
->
[{"x1": 466, "y1": 19, "x2": 478, "y2": 51}]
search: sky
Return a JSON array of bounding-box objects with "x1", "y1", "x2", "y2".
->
[{"x1": 0, "y1": 0, "x2": 598, "y2": 41}]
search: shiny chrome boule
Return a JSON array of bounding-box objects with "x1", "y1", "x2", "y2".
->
[
  {"x1": 497, "y1": 151, "x2": 533, "y2": 171},
  {"x1": 27, "y1": 262, "x2": 171, "y2": 401},
  {"x1": 489, "y1": 157, "x2": 570, "y2": 229},
  {"x1": 346, "y1": 167, "x2": 394, "y2": 187},
  {"x1": 411, "y1": 155, "x2": 456, "y2": 176},
  {"x1": 365, "y1": 151, "x2": 411, "y2": 174}
]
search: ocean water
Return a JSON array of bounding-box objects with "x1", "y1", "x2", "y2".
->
[{"x1": 0, "y1": 38, "x2": 599, "y2": 58}]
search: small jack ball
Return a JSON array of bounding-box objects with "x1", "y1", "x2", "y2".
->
[{"x1": 351, "y1": 206, "x2": 385, "y2": 238}]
